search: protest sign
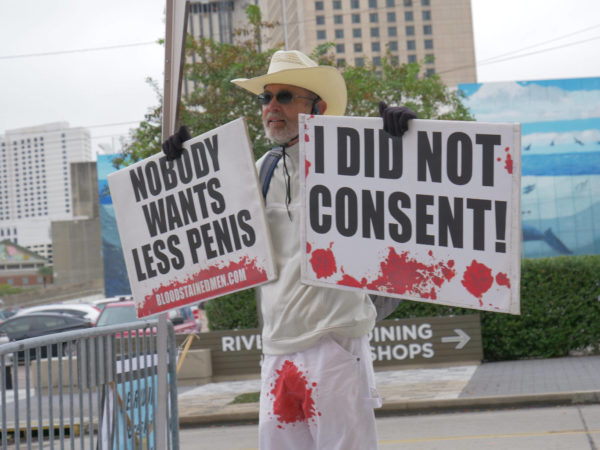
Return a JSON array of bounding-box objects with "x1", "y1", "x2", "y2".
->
[
  {"x1": 299, "y1": 115, "x2": 521, "y2": 314},
  {"x1": 107, "y1": 118, "x2": 276, "y2": 317}
]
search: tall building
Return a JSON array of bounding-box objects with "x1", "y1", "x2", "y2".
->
[
  {"x1": 259, "y1": 0, "x2": 477, "y2": 86},
  {"x1": 0, "y1": 122, "x2": 92, "y2": 262}
]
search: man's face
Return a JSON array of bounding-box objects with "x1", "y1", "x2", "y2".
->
[{"x1": 261, "y1": 84, "x2": 316, "y2": 145}]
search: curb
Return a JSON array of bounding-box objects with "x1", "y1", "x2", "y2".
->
[{"x1": 178, "y1": 390, "x2": 600, "y2": 427}]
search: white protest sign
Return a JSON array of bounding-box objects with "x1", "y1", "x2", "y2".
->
[
  {"x1": 108, "y1": 118, "x2": 276, "y2": 317},
  {"x1": 299, "y1": 115, "x2": 521, "y2": 314}
]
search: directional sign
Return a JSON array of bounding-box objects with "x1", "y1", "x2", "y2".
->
[
  {"x1": 441, "y1": 329, "x2": 471, "y2": 349},
  {"x1": 176, "y1": 314, "x2": 483, "y2": 376}
]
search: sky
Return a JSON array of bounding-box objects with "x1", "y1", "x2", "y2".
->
[{"x1": 0, "y1": 0, "x2": 599, "y2": 157}]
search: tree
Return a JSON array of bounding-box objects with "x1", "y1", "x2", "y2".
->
[{"x1": 116, "y1": 6, "x2": 472, "y2": 168}]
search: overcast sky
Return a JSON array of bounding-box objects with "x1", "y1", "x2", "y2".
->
[{"x1": 1, "y1": 0, "x2": 599, "y2": 157}]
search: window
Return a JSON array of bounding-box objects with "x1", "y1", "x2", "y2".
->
[
  {"x1": 370, "y1": 27, "x2": 379, "y2": 37},
  {"x1": 351, "y1": 0, "x2": 360, "y2": 7},
  {"x1": 424, "y1": 24, "x2": 432, "y2": 34},
  {"x1": 356, "y1": 57, "x2": 364, "y2": 67},
  {"x1": 316, "y1": 15, "x2": 325, "y2": 25},
  {"x1": 369, "y1": 0, "x2": 377, "y2": 7},
  {"x1": 336, "y1": 43, "x2": 345, "y2": 53},
  {"x1": 353, "y1": 28, "x2": 362, "y2": 38},
  {"x1": 426, "y1": 68, "x2": 436, "y2": 77},
  {"x1": 391, "y1": 55, "x2": 399, "y2": 66},
  {"x1": 386, "y1": 0, "x2": 395, "y2": 6},
  {"x1": 422, "y1": 10, "x2": 431, "y2": 20},
  {"x1": 333, "y1": 0, "x2": 341, "y2": 9},
  {"x1": 405, "y1": 25, "x2": 414, "y2": 36},
  {"x1": 421, "y1": 0, "x2": 430, "y2": 5},
  {"x1": 370, "y1": 13, "x2": 378, "y2": 23},
  {"x1": 337, "y1": 58, "x2": 346, "y2": 67},
  {"x1": 317, "y1": 30, "x2": 326, "y2": 39},
  {"x1": 425, "y1": 54, "x2": 435, "y2": 64},
  {"x1": 404, "y1": 0, "x2": 412, "y2": 5},
  {"x1": 407, "y1": 40, "x2": 416, "y2": 50},
  {"x1": 389, "y1": 41, "x2": 398, "y2": 51},
  {"x1": 405, "y1": 11, "x2": 413, "y2": 21},
  {"x1": 334, "y1": 14, "x2": 343, "y2": 24},
  {"x1": 387, "y1": 12, "x2": 396, "y2": 22},
  {"x1": 388, "y1": 26, "x2": 397, "y2": 36},
  {"x1": 373, "y1": 56, "x2": 382, "y2": 66},
  {"x1": 354, "y1": 43, "x2": 363, "y2": 52},
  {"x1": 352, "y1": 14, "x2": 361, "y2": 23},
  {"x1": 315, "y1": 1, "x2": 324, "y2": 10},
  {"x1": 424, "y1": 39, "x2": 433, "y2": 49},
  {"x1": 335, "y1": 29, "x2": 344, "y2": 38},
  {"x1": 408, "y1": 54, "x2": 417, "y2": 63},
  {"x1": 372, "y1": 42, "x2": 381, "y2": 52}
]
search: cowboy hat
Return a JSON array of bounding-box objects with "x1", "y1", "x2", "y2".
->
[{"x1": 231, "y1": 50, "x2": 347, "y2": 116}]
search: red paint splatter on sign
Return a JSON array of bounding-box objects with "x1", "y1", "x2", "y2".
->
[
  {"x1": 504, "y1": 153, "x2": 513, "y2": 174},
  {"x1": 305, "y1": 159, "x2": 311, "y2": 177},
  {"x1": 270, "y1": 360, "x2": 317, "y2": 424},
  {"x1": 496, "y1": 272, "x2": 511, "y2": 288},
  {"x1": 306, "y1": 242, "x2": 312, "y2": 254},
  {"x1": 337, "y1": 248, "x2": 455, "y2": 299},
  {"x1": 310, "y1": 243, "x2": 337, "y2": 279},
  {"x1": 304, "y1": 133, "x2": 310, "y2": 143},
  {"x1": 461, "y1": 260, "x2": 494, "y2": 301},
  {"x1": 138, "y1": 257, "x2": 268, "y2": 317}
]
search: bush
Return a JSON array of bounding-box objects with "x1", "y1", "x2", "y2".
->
[{"x1": 204, "y1": 255, "x2": 600, "y2": 361}]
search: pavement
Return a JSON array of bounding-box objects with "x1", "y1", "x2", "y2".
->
[{"x1": 177, "y1": 354, "x2": 600, "y2": 426}]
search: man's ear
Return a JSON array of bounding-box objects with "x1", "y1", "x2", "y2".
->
[{"x1": 315, "y1": 99, "x2": 327, "y2": 115}]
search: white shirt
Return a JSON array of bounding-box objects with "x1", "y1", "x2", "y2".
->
[{"x1": 256, "y1": 142, "x2": 376, "y2": 355}]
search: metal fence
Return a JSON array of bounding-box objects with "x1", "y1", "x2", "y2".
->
[{"x1": 0, "y1": 320, "x2": 179, "y2": 449}]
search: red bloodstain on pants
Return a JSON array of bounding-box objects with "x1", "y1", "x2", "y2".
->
[{"x1": 270, "y1": 360, "x2": 317, "y2": 424}]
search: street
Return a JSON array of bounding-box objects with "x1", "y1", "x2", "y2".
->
[{"x1": 179, "y1": 404, "x2": 600, "y2": 450}]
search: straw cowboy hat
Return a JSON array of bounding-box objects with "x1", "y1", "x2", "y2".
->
[{"x1": 231, "y1": 50, "x2": 347, "y2": 116}]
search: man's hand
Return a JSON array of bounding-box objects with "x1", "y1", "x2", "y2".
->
[
  {"x1": 162, "y1": 125, "x2": 191, "y2": 161},
  {"x1": 379, "y1": 102, "x2": 418, "y2": 137}
]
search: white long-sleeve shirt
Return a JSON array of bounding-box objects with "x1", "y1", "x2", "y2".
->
[{"x1": 256, "y1": 142, "x2": 376, "y2": 355}]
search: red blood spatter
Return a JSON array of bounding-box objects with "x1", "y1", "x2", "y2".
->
[
  {"x1": 337, "y1": 248, "x2": 455, "y2": 299},
  {"x1": 496, "y1": 272, "x2": 511, "y2": 288},
  {"x1": 497, "y1": 157, "x2": 501, "y2": 162},
  {"x1": 505, "y1": 147, "x2": 510, "y2": 152},
  {"x1": 306, "y1": 242, "x2": 312, "y2": 254},
  {"x1": 504, "y1": 153, "x2": 513, "y2": 174},
  {"x1": 304, "y1": 133, "x2": 310, "y2": 143},
  {"x1": 138, "y1": 256, "x2": 268, "y2": 317},
  {"x1": 305, "y1": 159, "x2": 311, "y2": 177},
  {"x1": 309, "y1": 243, "x2": 337, "y2": 279},
  {"x1": 270, "y1": 360, "x2": 317, "y2": 424},
  {"x1": 461, "y1": 260, "x2": 494, "y2": 301}
]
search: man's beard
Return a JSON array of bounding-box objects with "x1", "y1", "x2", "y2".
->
[{"x1": 264, "y1": 115, "x2": 298, "y2": 145}]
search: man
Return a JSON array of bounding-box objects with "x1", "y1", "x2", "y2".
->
[{"x1": 164, "y1": 50, "x2": 415, "y2": 450}]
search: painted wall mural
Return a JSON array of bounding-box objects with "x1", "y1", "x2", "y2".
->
[
  {"x1": 97, "y1": 154, "x2": 131, "y2": 297},
  {"x1": 459, "y1": 77, "x2": 600, "y2": 258}
]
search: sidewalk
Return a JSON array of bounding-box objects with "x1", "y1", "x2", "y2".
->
[{"x1": 177, "y1": 355, "x2": 600, "y2": 426}]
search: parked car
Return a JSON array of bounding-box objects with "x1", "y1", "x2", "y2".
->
[
  {"x1": 0, "y1": 308, "x2": 18, "y2": 324},
  {"x1": 16, "y1": 303, "x2": 101, "y2": 325},
  {"x1": 0, "y1": 312, "x2": 93, "y2": 360},
  {"x1": 96, "y1": 300, "x2": 199, "y2": 335},
  {"x1": 91, "y1": 295, "x2": 133, "y2": 312}
]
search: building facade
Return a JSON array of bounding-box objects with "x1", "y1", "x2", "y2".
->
[
  {"x1": 259, "y1": 0, "x2": 477, "y2": 86},
  {"x1": 0, "y1": 122, "x2": 92, "y2": 262},
  {"x1": 185, "y1": 0, "x2": 476, "y2": 87}
]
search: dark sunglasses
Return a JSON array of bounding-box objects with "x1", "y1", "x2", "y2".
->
[{"x1": 257, "y1": 90, "x2": 317, "y2": 106}]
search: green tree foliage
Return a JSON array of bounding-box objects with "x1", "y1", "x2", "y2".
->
[{"x1": 116, "y1": 6, "x2": 473, "y2": 166}]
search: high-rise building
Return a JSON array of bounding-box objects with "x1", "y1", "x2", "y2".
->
[
  {"x1": 259, "y1": 0, "x2": 477, "y2": 86},
  {"x1": 0, "y1": 122, "x2": 92, "y2": 262}
]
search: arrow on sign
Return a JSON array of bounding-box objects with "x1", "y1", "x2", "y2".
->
[{"x1": 441, "y1": 329, "x2": 471, "y2": 349}]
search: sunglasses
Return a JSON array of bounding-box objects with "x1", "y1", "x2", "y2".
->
[{"x1": 257, "y1": 90, "x2": 317, "y2": 106}]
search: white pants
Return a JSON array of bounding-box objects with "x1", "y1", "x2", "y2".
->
[{"x1": 258, "y1": 334, "x2": 381, "y2": 450}]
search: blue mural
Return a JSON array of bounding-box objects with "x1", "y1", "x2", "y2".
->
[
  {"x1": 459, "y1": 77, "x2": 600, "y2": 258},
  {"x1": 97, "y1": 154, "x2": 131, "y2": 297}
]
